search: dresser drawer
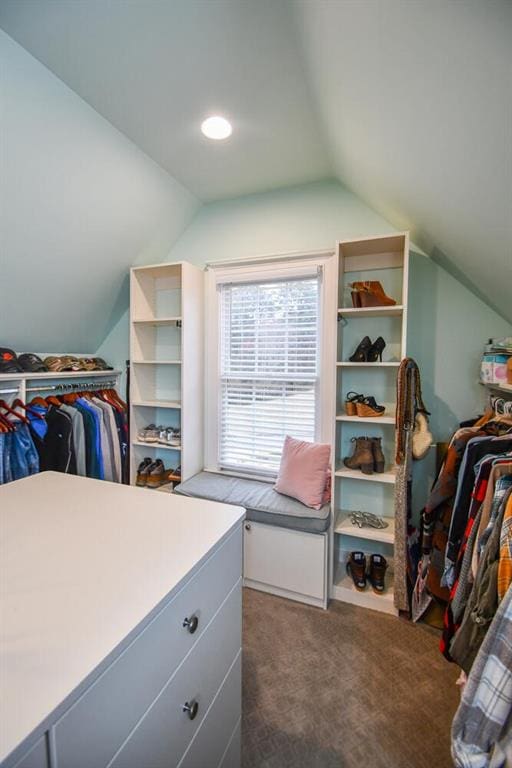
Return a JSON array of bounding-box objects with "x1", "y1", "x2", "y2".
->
[
  {"x1": 218, "y1": 719, "x2": 241, "y2": 768},
  {"x1": 177, "y1": 651, "x2": 242, "y2": 768},
  {"x1": 55, "y1": 526, "x2": 242, "y2": 768},
  {"x1": 12, "y1": 737, "x2": 49, "y2": 768},
  {"x1": 108, "y1": 581, "x2": 242, "y2": 768}
]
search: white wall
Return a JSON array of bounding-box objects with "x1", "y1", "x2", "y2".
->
[
  {"x1": 98, "y1": 179, "x2": 511, "y2": 441},
  {"x1": 0, "y1": 30, "x2": 199, "y2": 353}
]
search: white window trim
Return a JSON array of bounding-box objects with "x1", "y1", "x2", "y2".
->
[{"x1": 204, "y1": 250, "x2": 337, "y2": 478}]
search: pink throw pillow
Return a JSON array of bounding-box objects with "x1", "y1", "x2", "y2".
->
[{"x1": 275, "y1": 436, "x2": 331, "y2": 510}]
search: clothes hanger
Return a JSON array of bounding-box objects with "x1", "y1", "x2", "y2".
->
[
  {"x1": 45, "y1": 395, "x2": 62, "y2": 407},
  {"x1": 0, "y1": 412, "x2": 13, "y2": 431},
  {"x1": 29, "y1": 396, "x2": 49, "y2": 408},
  {"x1": 12, "y1": 398, "x2": 46, "y2": 419},
  {"x1": 0, "y1": 400, "x2": 29, "y2": 424}
]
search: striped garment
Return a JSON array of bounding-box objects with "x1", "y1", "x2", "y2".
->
[
  {"x1": 452, "y1": 585, "x2": 512, "y2": 767},
  {"x1": 498, "y1": 495, "x2": 512, "y2": 601}
]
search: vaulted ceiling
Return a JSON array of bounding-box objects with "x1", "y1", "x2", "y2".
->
[{"x1": 1, "y1": 0, "x2": 511, "y2": 324}]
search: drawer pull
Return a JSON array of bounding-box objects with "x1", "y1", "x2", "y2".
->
[
  {"x1": 183, "y1": 615, "x2": 199, "y2": 634},
  {"x1": 245, "y1": 523, "x2": 251, "y2": 531},
  {"x1": 183, "y1": 700, "x2": 199, "y2": 721}
]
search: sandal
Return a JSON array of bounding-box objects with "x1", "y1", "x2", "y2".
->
[
  {"x1": 356, "y1": 396, "x2": 386, "y2": 418},
  {"x1": 344, "y1": 391, "x2": 364, "y2": 416}
]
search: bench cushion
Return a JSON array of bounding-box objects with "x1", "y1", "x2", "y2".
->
[{"x1": 174, "y1": 472, "x2": 330, "y2": 534}]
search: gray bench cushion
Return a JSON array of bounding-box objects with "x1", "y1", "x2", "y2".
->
[{"x1": 174, "y1": 472, "x2": 330, "y2": 534}]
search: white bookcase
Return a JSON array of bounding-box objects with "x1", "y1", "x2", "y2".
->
[
  {"x1": 331, "y1": 233, "x2": 409, "y2": 615},
  {"x1": 129, "y1": 261, "x2": 204, "y2": 486}
]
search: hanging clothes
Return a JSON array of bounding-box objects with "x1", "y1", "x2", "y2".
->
[{"x1": 451, "y1": 585, "x2": 512, "y2": 768}]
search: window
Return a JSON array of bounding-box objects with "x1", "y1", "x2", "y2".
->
[
  {"x1": 218, "y1": 274, "x2": 319, "y2": 475},
  {"x1": 206, "y1": 253, "x2": 335, "y2": 479}
]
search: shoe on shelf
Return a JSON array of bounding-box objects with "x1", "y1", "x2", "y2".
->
[
  {"x1": 146, "y1": 459, "x2": 167, "y2": 489},
  {"x1": 366, "y1": 336, "x2": 386, "y2": 363},
  {"x1": 343, "y1": 436, "x2": 374, "y2": 475},
  {"x1": 136, "y1": 457, "x2": 153, "y2": 487},
  {"x1": 356, "y1": 396, "x2": 386, "y2": 418},
  {"x1": 138, "y1": 424, "x2": 159, "y2": 443},
  {"x1": 371, "y1": 437, "x2": 386, "y2": 473},
  {"x1": 344, "y1": 391, "x2": 364, "y2": 415},
  {"x1": 346, "y1": 551, "x2": 367, "y2": 591},
  {"x1": 368, "y1": 554, "x2": 388, "y2": 594},
  {"x1": 349, "y1": 336, "x2": 372, "y2": 363},
  {"x1": 168, "y1": 428, "x2": 181, "y2": 446},
  {"x1": 350, "y1": 281, "x2": 396, "y2": 308}
]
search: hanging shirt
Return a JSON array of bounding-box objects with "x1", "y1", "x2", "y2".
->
[
  {"x1": 75, "y1": 399, "x2": 104, "y2": 480},
  {"x1": 93, "y1": 398, "x2": 121, "y2": 483},
  {"x1": 59, "y1": 403, "x2": 87, "y2": 477},
  {"x1": 30, "y1": 405, "x2": 76, "y2": 474}
]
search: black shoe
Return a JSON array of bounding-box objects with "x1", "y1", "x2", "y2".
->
[
  {"x1": 366, "y1": 336, "x2": 386, "y2": 362},
  {"x1": 368, "y1": 554, "x2": 388, "y2": 594},
  {"x1": 346, "y1": 551, "x2": 367, "y2": 591},
  {"x1": 349, "y1": 336, "x2": 372, "y2": 362}
]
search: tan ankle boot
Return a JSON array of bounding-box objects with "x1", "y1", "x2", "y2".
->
[{"x1": 343, "y1": 436, "x2": 374, "y2": 475}]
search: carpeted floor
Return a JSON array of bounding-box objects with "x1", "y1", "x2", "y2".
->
[{"x1": 242, "y1": 588, "x2": 460, "y2": 768}]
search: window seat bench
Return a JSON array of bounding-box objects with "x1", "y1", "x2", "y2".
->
[{"x1": 173, "y1": 472, "x2": 330, "y2": 609}]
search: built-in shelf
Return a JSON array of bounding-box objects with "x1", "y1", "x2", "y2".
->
[
  {"x1": 482, "y1": 381, "x2": 512, "y2": 394},
  {"x1": 0, "y1": 369, "x2": 122, "y2": 383},
  {"x1": 132, "y1": 360, "x2": 182, "y2": 365},
  {"x1": 337, "y1": 361, "x2": 400, "y2": 368},
  {"x1": 132, "y1": 440, "x2": 181, "y2": 451},
  {"x1": 333, "y1": 563, "x2": 397, "y2": 616},
  {"x1": 336, "y1": 413, "x2": 395, "y2": 424},
  {"x1": 334, "y1": 511, "x2": 395, "y2": 544},
  {"x1": 131, "y1": 399, "x2": 182, "y2": 409},
  {"x1": 132, "y1": 317, "x2": 182, "y2": 326},
  {"x1": 338, "y1": 305, "x2": 404, "y2": 318},
  {"x1": 335, "y1": 466, "x2": 397, "y2": 484}
]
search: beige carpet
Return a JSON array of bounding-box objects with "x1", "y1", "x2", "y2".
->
[{"x1": 242, "y1": 588, "x2": 460, "y2": 768}]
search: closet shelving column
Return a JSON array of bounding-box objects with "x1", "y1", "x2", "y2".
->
[
  {"x1": 331, "y1": 233, "x2": 409, "y2": 616},
  {"x1": 130, "y1": 261, "x2": 204, "y2": 486}
]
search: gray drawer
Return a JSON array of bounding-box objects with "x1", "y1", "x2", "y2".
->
[
  {"x1": 12, "y1": 737, "x2": 48, "y2": 768},
  {"x1": 55, "y1": 526, "x2": 242, "y2": 768},
  {"x1": 108, "y1": 581, "x2": 242, "y2": 768},
  {"x1": 177, "y1": 651, "x2": 242, "y2": 768}
]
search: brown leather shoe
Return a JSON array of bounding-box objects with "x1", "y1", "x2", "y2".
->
[
  {"x1": 346, "y1": 551, "x2": 367, "y2": 591},
  {"x1": 350, "y1": 280, "x2": 396, "y2": 307},
  {"x1": 136, "y1": 457, "x2": 152, "y2": 487},
  {"x1": 343, "y1": 436, "x2": 374, "y2": 475},
  {"x1": 368, "y1": 554, "x2": 388, "y2": 594},
  {"x1": 371, "y1": 437, "x2": 385, "y2": 473},
  {"x1": 146, "y1": 460, "x2": 167, "y2": 488}
]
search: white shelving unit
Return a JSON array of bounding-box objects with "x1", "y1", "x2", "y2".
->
[
  {"x1": 331, "y1": 232, "x2": 410, "y2": 616},
  {"x1": 130, "y1": 261, "x2": 204, "y2": 486}
]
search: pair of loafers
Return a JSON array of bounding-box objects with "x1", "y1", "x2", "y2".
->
[{"x1": 346, "y1": 551, "x2": 388, "y2": 594}]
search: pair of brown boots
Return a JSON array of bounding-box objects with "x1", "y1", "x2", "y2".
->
[{"x1": 344, "y1": 436, "x2": 385, "y2": 475}]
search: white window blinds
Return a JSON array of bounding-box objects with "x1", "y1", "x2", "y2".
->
[{"x1": 219, "y1": 275, "x2": 319, "y2": 475}]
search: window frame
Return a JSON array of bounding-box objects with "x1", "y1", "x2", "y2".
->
[{"x1": 204, "y1": 251, "x2": 337, "y2": 480}]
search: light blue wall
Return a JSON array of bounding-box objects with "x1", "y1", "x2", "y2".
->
[
  {"x1": 96, "y1": 178, "x2": 511, "y2": 440},
  {"x1": 0, "y1": 30, "x2": 198, "y2": 353}
]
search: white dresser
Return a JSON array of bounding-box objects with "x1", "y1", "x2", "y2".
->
[{"x1": 0, "y1": 472, "x2": 245, "y2": 768}]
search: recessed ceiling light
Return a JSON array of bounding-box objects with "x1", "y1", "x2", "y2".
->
[{"x1": 201, "y1": 115, "x2": 232, "y2": 140}]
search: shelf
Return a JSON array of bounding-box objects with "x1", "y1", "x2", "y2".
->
[
  {"x1": 132, "y1": 360, "x2": 182, "y2": 365},
  {"x1": 132, "y1": 399, "x2": 182, "y2": 409},
  {"x1": 332, "y1": 563, "x2": 397, "y2": 616},
  {"x1": 334, "y1": 511, "x2": 395, "y2": 544},
  {"x1": 336, "y1": 413, "x2": 395, "y2": 424},
  {"x1": 482, "y1": 381, "x2": 512, "y2": 394},
  {"x1": 132, "y1": 317, "x2": 181, "y2": 326},
  {"x1": 0, "y1": 369, "x2": 122, "y2": 383},
  {"x1": 335, "y1": 466, "x2": 397, "y2": 484},
  {"x1": 132, "y1": 440, "x2": 181, "y2": 451},
  {"x1": 338, "y1": 305, "x2": 404, "y2": 318},
  {"x1": 337, "y1": 362, "x2": 400, "y2": 368}
]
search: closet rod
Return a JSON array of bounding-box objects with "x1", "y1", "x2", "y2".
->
[{"x1": 0, "y1": 379, "x2": 118, "y2": 396}]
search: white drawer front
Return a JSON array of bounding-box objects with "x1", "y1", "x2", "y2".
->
[
  {"x1": 55, "y1": 526, "x2": 242, "y2": 768},
  {"x1": 177, "y1": 651, "x2": 242, "y2": 768},
  {"x1": 108, "y1": 581, "x2": 242, "y2": 768},
  {"x1": 244, "y1": 522, "x2": 325, "y2": 600}
]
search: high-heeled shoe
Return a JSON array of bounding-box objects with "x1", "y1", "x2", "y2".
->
[
  {"x1": 349, "y1": 336, "x2": 372, "y2": 362},
  {"x1": 366, "y1": 336, "x2": 386, "y2": 362},
  {"x1": 355, "y1": 396, "x2": 386, "y2": 418},
  {"x1": 344, "y1": 391, "x2": 364, "y2": 415}
]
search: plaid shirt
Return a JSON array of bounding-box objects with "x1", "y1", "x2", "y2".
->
[
  {"x1": 452, "y1": 585, "x2": 512, "y2": 767},
  {"x1": 498, "y1": 495, "x2": 512, "y2": 600}
]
